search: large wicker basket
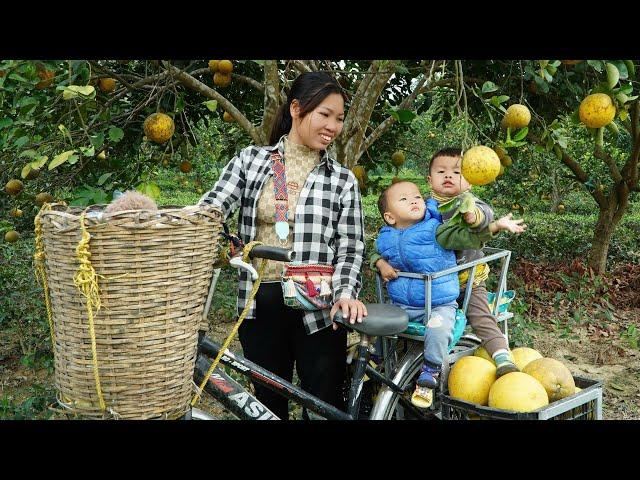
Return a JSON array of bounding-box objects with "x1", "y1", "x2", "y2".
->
[{"x1": 35, "y1": 203, "x2": 223, "y2": 419}]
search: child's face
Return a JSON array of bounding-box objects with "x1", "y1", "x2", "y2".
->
[
  {"x1": 428, "y1": 155, "x2": 471, "y2": 197},
  {"x1": 383, "y1": 182, "x2": 426, "y2": 229}
]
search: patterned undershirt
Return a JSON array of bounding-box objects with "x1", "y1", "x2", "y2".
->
[{"x1": 254, "y1": 136, "x2": 320, "y2": 280}]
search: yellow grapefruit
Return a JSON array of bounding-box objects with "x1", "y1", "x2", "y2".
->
[
  {"x1": 473, "y1": 346, "x2": 495, "y2": 364},
  {"x1": 98, "y1": 77, "x2": 116, "y2": 93},
  {"x1": 4, "y1": 230, "x2": 20, "y2": 243},
  {"x1": 143, "y1": 113, "x2": 175, "y2": 144},
  {"x1": 501, "y1": 104, "x2": 531, "y2": 130},
  {"x1": 461, "y1": 146, "x2": 501, "y2": 186},
  {"x1": 5, "y1": 179, "x2": 24, "y2": 196},
  {"x1": 488, "y1": 372, "x2": 549, "y2": 412},
  {"x1": 391, "y1": 150, "x2": 405, "y2": 168},
  {"x1": 522, "y1": 357, "x2": 575, "y2": 402},
  {"x1": 510, "y1": 347, "x2": 543, "y2": 371},
  {"x1": 448, "y1": 356, "x2": 497, "y2": 406},
  {"x1": 579, "y1": 93, "x2": 616, "y2": 129}
]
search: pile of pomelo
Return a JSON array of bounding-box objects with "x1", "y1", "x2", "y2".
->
[{"x1": 447, "y1": 346, "x2": 581, "y2": 415}]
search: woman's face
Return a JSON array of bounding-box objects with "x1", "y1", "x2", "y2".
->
[{"x1": 289, "y1": 92, "x2": 345, "y2": 150}]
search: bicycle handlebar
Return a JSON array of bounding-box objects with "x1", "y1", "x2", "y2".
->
[{"x1": 247, "y1": 245, "x2": 295, "y2": 262}]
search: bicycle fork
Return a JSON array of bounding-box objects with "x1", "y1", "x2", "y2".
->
[{"x1": 346, "y1": 334, "x2": 404, "y2": 418}]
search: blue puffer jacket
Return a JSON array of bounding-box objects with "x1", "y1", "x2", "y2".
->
[{"x1": 376, "y1": 198, "x2": 459, "y2": 308}]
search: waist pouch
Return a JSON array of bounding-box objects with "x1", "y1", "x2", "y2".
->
[{"x1": 281, "y1": 263, "x2": 334, "y2": 311}]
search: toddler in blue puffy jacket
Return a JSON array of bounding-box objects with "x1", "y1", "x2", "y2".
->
[{"x1": 376, "y1": 181, "x2": 460, "y2": 408}]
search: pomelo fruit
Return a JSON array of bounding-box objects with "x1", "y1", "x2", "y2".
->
[
  {"x1": 510, "y1": 347, "x2": 542, "y2": 371},
  {"x1": 448, "y1": 356, "x2": 497, "y2": 406},
  {"x1": 488, "y1": 371, "x2": 549, "y2": 412},
  {"x1": 522, "y1": 357, "x2": 575, "y2": 402}
]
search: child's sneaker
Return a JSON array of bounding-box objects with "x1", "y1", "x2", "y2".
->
[
  {"x1": 410, "y1": 363, "x2": 440, "y2": 408},
  {"x1": 493, "y1": 352, "x2": 519, "y2": 377},
  {"x1": 411, "y1": 385, "x2": 433, "y2": 409},
  {"x1": 416, "y1": 363, "x2": 440, "y2": 389}
]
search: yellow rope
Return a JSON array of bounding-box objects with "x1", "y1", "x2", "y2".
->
[
  {"x1": 191, "y1": 241, "x2": 266, "y2": 406},
  {"x1": 73, "y1": 210, "x2": 106, "y2": 412},
  {"x1": 33, "y1": 204, "x2": 55, "y2": 347}
]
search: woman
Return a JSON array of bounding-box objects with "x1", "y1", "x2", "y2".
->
[{"x1": 198, "y1": 71, "x2": 367, "y2": 419}]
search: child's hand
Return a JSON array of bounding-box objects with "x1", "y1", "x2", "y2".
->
[
  {"x1": 491, "y1": 213, "x2": 527, "y2": 234},
  {"x1": 463, "y1": 211, "x2": 477, "y2": 225},
  {"x1": 376, "y1": 258, "x2": 398, "y2": 282}
]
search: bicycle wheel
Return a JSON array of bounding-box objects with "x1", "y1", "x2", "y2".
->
[{"x1": 370, "y1": 336, "x2": 481, "y2": 420}]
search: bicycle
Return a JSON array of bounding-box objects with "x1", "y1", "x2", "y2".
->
[{"x1": 187, "y1": 238, "x2": 514, "y2": 421}]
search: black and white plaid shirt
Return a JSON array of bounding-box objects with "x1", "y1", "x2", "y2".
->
[{"x1": 198, "y1": 135, "x2": 365, "y2": 334}]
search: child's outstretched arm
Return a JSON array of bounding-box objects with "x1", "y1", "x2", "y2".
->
[{"x1": 488, "y1": 213, "x2": 527, "y2": 234}]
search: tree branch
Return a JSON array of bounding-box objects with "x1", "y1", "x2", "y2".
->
[
  {"x1": 260, "y1": 60, "x2": 280, "y2": 143},
  {"x1": 361, "y1": 72, "x2": 430, "y2": 154},
  {"x1": 161, "y1": 61, "x2": 262, "y2": 145},
  {"x1": 291, "y1": 60, "x2": 313, "y2": 74},
  {"x1": 595, "y1": 146, "x2": 623, "y2": 183},
  {"x1": 190, "y1": 68, "x2": 264, "y2": 92}
]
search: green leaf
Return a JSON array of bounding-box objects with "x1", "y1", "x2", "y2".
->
[
  {"x1": 458, "y1": 192, "x2": 476, "y2": 213},
  {"x1": 58, "y1": 124, "x2": 73, "y2": 144},
  {"x1": 32, "y1": 156, "x2": 48, "y2": 169},
  {"x1": 395, "y1": 64, "x2": 409, "y2": 75},
  {"x1": 48, "y1": 150, "x2": 76, "y2": 170},
  {"x1": 587, "y1": 60, "x2": 603, "y2": 73},
  {"x1": 136, "y1": 181, "x2": 161, "y2": 200},
  {"x1": 624, "y1": 60, "x2": 636, "y2": 78},
  {"x1": 619, "y1": 83, "x2": 633, "y2": 95},
  {"x1": 62, "y1": 85, "x2": 96, "y2": 100},
  {"x1": 512, "y1": 127, "x2": 529, "y2": 141},
  {"x1": 615, "y1": 92, "x2": 629, "y2": 104},
  {"x1": 569, "y1": 109, "x2": 581, "y2": 124},
  {"x1": 19, "y1": 149, "x2": 38, "y2": 159},
  {"x1": 481, "y1": 81, "x2": 499, "y2": 94},
  {"x1": 550, "y1": 60, "x2": 561, "y2": 67},
  {"x1": 395, "y1": 109, "x2": 417, "y2": 123},
  {"x1": 21, "y1": 164, "x2": 33, "y2": 179},
  {"x1": 90, "y1": 133, "x2": 105, "y2": 150},
  {"x1": 108, "y1": 126, "x2": 124, "y2": 143},
  {"x1": 0, "y1": 118, "x2": 13, "y2": 129},
  {"x1": 203, "y1": 100, "x2": 218, "y2": 112},
  {"x1": 14, "y1": 136, "x2": 29, "y2": 149},
  {"x1": 79, "y1": 145, "x2": 95, "y2": 157},
  {"x1": 610, "y1": 60, "x2": 628, "y2": 79},
  {"x1": 606, "y1": 63, "x2": 620, "y2": 89},
  {"x1": 97, "y1": 172, "x2": 113, "y2": 186},
  {"x1": 175, "y1": 94, "x2": 185, "y2": 113},
  {"x1": 67, "y1": 154, "x2": 79, "y2": 165},
  {"x1": 543, "y1": 70, "x2": 553, "y2": 82}
]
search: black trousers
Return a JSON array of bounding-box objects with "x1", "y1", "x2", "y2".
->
[{"x1": 238, "y1": 282, "x2": 347, "y2": 420}]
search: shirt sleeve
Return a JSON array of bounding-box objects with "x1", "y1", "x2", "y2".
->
[
  {"x1": 436, "y1": 222, "x2": 494, "y2": 250},
  {"x1": 469, "y1": 196, "x2": 494, "y2": 232},
  {"x1": 197, "y1": 150, "x2": 247, "y2": 220},
  {"x1": 332, "y1": 176, "x2": 365, "y2": 301}
]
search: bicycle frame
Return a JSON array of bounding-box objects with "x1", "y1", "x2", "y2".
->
[{"x1": 195, "y1": 334, "x2": 353, "y2": 420}]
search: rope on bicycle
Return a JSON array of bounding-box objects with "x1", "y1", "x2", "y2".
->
[
  {"x1": 73, "y1": 209, "x2": 107, "y2": 412},
  {"x1": 191, "y1": 241, "x2": 267, "y2": 407},
  {"x1": 34, "y1": 203, "x2": 56, "y2": 348}
]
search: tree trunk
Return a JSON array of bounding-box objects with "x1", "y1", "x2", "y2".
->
[{"x1": 588, "y1": 201, "x2": 624, "y2": 275}]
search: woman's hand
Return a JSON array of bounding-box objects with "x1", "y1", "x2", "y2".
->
[{"x1": 330, "y1": 298, "x2": 368, "y2": 330}]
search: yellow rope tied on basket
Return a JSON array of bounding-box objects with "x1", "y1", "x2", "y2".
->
[
  {"x1": 33, "y1": 204, "x2": 55, "y2": 347},
  {"x1": 73, "y1": 209, "x2": 106, "y2": 412},
  {"x1": 191, "y1": 241, "x2": 267, "y2": 406}
]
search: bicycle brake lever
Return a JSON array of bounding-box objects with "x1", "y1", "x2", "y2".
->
[{"x1": 229, "y1": 255, "x2": 259, "y2": 281}]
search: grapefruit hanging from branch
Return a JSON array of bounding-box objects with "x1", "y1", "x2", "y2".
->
[{"x1": 461, "y1": 146, "x2": 501, "y2": 186}]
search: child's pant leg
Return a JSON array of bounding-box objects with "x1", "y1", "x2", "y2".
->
[
  {"x1": 423, "y1": 301, "x2": 457, "y2": 367},
  {"x1": 463, "y1": 283, "x2": 508, "y2": 356}
]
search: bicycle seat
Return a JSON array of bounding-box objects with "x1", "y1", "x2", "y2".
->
[{"x1": 335, "y1": 303, "x2": 408, "y2": 337}]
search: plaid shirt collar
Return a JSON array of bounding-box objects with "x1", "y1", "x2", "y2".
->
[{"x1": 266, "y1": 134, "x2": 337, "y2": 172}]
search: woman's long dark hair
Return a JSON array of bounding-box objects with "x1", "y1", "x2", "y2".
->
[{"x1": 268, "y1": 71, "x2": 347, "y2": 145}]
